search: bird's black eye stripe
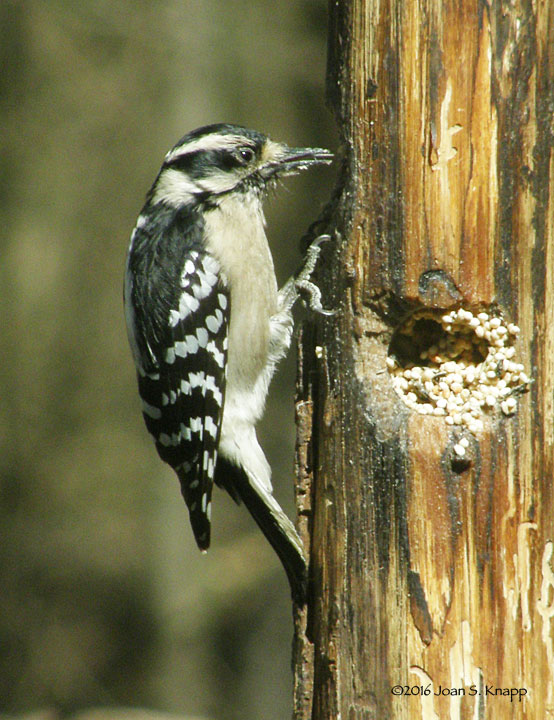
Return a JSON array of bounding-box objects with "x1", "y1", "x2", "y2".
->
[
  {"x1": 165, "y1": 147, "x2": 256, "y2": 175},
  {"x1": 165, "y1": 150, "x2": 202, "y2": 174}
]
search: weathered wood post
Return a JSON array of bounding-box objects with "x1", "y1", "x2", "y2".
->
[{"x1": 293, "y1": 1, "x2": 554, "y2": 718}]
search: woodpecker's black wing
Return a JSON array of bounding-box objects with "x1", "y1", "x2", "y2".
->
[{"x1": 128, "y1": 213, "x2": 229, "y2": 550}]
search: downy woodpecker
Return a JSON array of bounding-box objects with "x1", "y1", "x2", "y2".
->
[{"x1": 124, "y1": 124, "x2": 332, "y2": 601}]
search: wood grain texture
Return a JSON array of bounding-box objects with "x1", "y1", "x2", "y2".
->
[{"x1": 293, "y1": 1, "x2": 554, "y2": 718}]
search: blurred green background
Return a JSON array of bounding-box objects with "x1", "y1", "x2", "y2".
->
[{"x1": 0, "y1": 2, "x2": 336, "y2": 719}]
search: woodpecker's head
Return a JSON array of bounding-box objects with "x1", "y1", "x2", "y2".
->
[{"x1": 148, "y1": 123, "x2": 333, "y2": 207}]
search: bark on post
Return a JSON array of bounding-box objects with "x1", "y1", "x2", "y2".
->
[{"x1": 293, "y1": 2, "x2": 554, "y2": 719}]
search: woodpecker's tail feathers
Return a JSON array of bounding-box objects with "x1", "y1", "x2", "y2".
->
[
  {"x1": 215, "y1": 459, "x2": 307, "y2": 603},
  {"x1": 241, "y1": 470, "x2": 307, "y2": 604}
]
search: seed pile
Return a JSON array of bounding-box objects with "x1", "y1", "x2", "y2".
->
[{"x1": 387, "y1": 308, "x2": 531, "y2": 435}]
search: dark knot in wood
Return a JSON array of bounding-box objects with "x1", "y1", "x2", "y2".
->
[{"x1": 418, "y1": 270, "x2": 463, "y2": 307}]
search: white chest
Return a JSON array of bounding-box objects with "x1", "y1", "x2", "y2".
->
[{"x1": 203, "y1": 195, "x2": 278, "y2": 388}]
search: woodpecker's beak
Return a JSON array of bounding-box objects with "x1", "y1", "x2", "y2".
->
[{"x1": 260, "y1": 145, "x2": 333, "y2": 179}]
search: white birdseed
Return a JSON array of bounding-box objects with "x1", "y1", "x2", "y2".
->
[{"x1": 388, "y1": 307, "x2": 531, "y2": 435}]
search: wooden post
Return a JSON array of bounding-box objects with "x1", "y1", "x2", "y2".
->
[{"x1": 293, "y1": 1, "x2": 554, "y2": 719}]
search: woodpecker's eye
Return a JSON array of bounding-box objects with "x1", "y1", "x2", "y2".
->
[
  {"x1": 239, "y1": 148, "x2": 254, "y2": 163},
  {"x1": 221, "y1": 147, "x2": 255, "y2": 170}
]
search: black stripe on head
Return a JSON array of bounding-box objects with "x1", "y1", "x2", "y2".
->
[
  {"x1": 165, "y1": 146, "x2": 260, "y2": 177},
  {"x1": 175, "y1": 124, "x2": 267, "y2": 147},
  {"x1": 163, "y1": 125, "x2": 267, "y2": 177},
  {"x1": 164, "y1": 148, "x2": 240, "y2": 173}
]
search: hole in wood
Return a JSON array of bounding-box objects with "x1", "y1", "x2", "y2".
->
[{"x1": 387, "y1": 307, "x2": 532, "y2": 434}]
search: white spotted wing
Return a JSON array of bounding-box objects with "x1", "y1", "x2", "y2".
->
[{"x1": 137, "y1": 251, "x2": 229, "y2": 549}]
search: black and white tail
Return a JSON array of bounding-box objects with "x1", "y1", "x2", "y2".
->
[{"x1": 215, "y1": 459, "x2": 307, "y2": 603}]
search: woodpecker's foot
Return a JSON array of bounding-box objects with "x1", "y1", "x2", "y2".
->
[
  {"x1": 295, "y1": 235, "x2": 336, "y2": 316},
  {"x1": 278, "y1": 234, "x2": 335, "y2": 315}
]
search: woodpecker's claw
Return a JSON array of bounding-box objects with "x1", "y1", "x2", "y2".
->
[
  {"x1": 308, "y1": 233, "x2": 332, "y2": 249},
  {"x1": 278, "y1": 234, "x2": 336, "y2": 314},
  {"x1": 296, "y1": 280, "x2": 337, "y2": 316},
  {"x1": 295, "y1": 234, "x2": 336, "y2": 316}
]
